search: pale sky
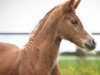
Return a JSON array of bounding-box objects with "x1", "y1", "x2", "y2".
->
[
  {"x1": 0, "y1": 0, "x2": 64, "y2": 32},
  {"x1": 0, "y1": 0, "x2": 100, "y2": 33}
]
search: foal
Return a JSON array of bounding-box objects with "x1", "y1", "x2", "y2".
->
[{"x1": 0, "y1": 0, "x2": 96, "y2": 75}]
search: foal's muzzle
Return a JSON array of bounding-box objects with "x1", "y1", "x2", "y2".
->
[{"x1": 84, "y1": 39, "x2": 96, "y2": 51}]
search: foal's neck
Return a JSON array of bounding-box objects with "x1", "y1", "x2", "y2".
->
[
  {"x1": 25, "y1": 20, "x2": 61, "y2": 68},
  {"x1": 24, "y1": 9, "x2": 62, "y2": 70},
  {"x1": 26, "y1": 19, "x2": 61, "y2": 57}
]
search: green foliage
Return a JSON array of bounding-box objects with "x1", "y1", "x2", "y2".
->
[{"x1": 59, "y1": 60, "x2": 100, "y2": 75}]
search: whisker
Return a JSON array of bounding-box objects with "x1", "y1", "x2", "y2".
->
[{"x1": 77, "y1": 47, "x2": 96, "y2": 55}]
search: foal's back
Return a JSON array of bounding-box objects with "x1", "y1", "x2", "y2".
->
[
  {"x1": 0, "y1": 42, "x2": 20, "y2": 75},
  {"x1": 0, "y1": 42, "x2": 19, "y2": 55}
]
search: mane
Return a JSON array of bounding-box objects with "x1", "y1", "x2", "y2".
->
[{"x1": 29, "y1": 6, "x2": 58, "y2": 42}]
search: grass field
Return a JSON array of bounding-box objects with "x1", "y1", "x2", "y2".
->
[{"x1": 58, "y1": 58, "x2": 100, "y2": 75}]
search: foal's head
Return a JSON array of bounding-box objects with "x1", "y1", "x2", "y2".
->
[{"x1": 54, "y1": 0, "x2": 96, "y2": 51}]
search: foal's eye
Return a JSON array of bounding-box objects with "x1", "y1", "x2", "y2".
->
[{"x1": 71, "y1": 20, "x2": 78, "y2": 25}]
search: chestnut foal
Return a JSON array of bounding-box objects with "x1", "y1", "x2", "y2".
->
[{"x1": 0, "y1": 0, "x2": 96, "y2": 75}]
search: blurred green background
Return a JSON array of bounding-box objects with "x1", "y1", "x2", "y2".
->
[{"x1": 58, "y1": 53, "x2": 100, "y2": 75}]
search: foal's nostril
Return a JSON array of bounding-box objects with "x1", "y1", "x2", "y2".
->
[
  {"x1": 92, "y1": 39, "x2": 96, "y2": 46},
  {"x1": 84, "y1": 43, "x2": 92, "y2": 51}
]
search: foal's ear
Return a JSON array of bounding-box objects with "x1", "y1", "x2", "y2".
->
[
  {"x1": 60, "y1": 0, "x2": 72, "y2": 12},
  {"x1": 68, "y1": 0, "x2": 75, "y2": 9},
  {"x1": 69, "y1": 0, "x2": 81, "y2": 9},
  {"x1": 60, "y1": 0, "x2": 81, "y2": 12},
  {"x1": 74, "y1": 0, "x2": 81, "y2": 9}
]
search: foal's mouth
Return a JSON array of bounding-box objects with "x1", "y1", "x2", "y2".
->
[
  {"x1": 78, "y1": 47, "x2": 96, "y2": 55},
  {"x1": 83, "y1": 39, "x2": 96, "y2": 51},
  {"x1": 76, "y1": 38, "x2": 96, "y2": 55},
  {"x1": 83, "y1": 40, "x2": 96, "y2": 52},
  {"x1": 77, "y1": 39, "x2": 96, "y2": 55}
]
